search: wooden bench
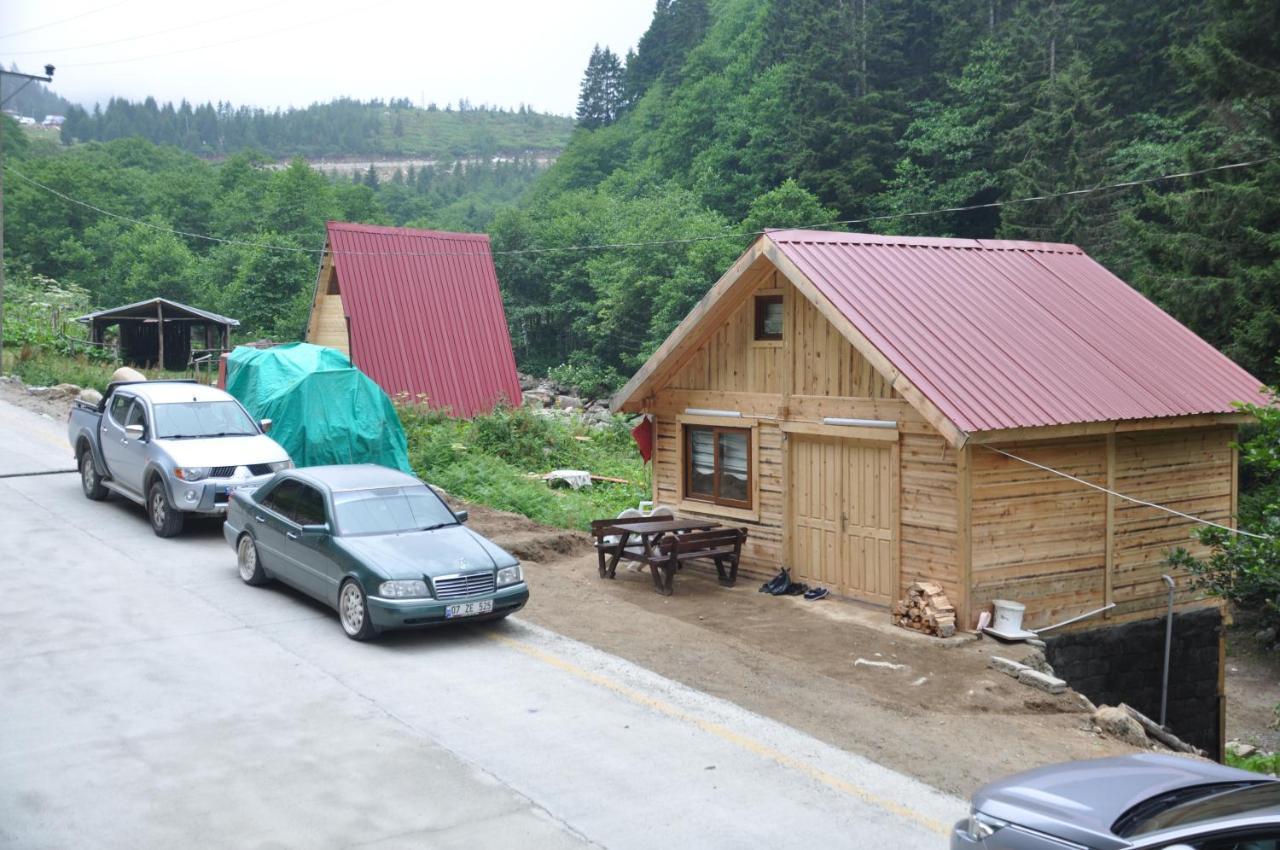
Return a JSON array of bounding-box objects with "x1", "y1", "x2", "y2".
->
[{"x1": 652, "y1": 527, "x2": 747, "y2": 596}]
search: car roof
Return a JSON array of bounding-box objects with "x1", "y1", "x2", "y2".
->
[
  {"x1": 116, "y1": 381, "x2": 236, "y2": 405},
  {"x1": 288, "y1": 464, "x2": 424, "y2": 493}
]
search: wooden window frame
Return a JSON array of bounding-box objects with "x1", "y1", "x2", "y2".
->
[
  {"x1": 682, "y1": 424, "x2": 753, "y2": 511},
  {"x1": 753, "y1": 294, "x2": 784, "y2": 342}
]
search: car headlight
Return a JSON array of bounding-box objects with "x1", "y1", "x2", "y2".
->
[
  {"x1": 174, "y1": 466, "x2": 212, "y2": 481},
  {"x1": 496, "y1": 565, "x2": 523, "y2": 587},
  {"x1": 379, "y1": 580, "x2": 429, "y2": 598},
  {"x1": 964, "y1": 810, "x2": 1007, "y2": 841},
  {"x1": 268, "y1": 460, "x2": 294, "y2": 472}
]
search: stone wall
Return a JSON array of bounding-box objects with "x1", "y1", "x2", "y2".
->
[{"x1": 1044, "y1": 607, "x2": 1223, "y2": 760}]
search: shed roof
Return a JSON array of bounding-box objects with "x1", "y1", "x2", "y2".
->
[
  {"x1": 76, "y1": 297, "x2": 238, "y2": 327},
  {"x1": 614, "y1": 231, "x2": 1268, "y2": 441},
  {"x1": 321, "y1": 221, "x2": 522, "y2": 417}
]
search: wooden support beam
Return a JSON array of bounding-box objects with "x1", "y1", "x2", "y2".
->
[
  {"x1": 1105, "y1": 432, "x2": 1115, "y2": 618},
  {"x1": 157, "y1": 300, "x2": 165, "y2": 371},
  {"x1": 957, "y1": 444, "x2": 972, "y2": 629}
]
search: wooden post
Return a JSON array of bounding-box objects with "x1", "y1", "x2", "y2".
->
[
  {"x1": 957, "y1": 444, "x2": 972, "y2": 629},
  {"x1": 156, "y1": 300, "x2": 165, "y2": 371},
  {"x1": 1105, "y1": 433, "x2": 1116, "y2": 618}
]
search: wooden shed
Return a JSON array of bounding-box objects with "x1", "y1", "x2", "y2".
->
[
  {"x1": 76, "y1": 297, "x2": 237, "y2": 371},
  {"x1": 612, "y1": 231, "x2": 1269, "y2": 629}
]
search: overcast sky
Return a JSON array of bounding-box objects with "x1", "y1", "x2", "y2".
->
[{"x1": 2, "y1": 0, "x2": 656, "y2": 115}]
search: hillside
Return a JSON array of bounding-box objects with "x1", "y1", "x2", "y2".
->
[
  {"x1": 59, "y1": 96, "x2": 575, "y2": 159},
  {"x1": 493, "y1": 0, "x2": 1280, "y2": 389}
]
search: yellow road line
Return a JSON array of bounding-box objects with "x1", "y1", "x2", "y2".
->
[{"x1": 486, "y1": 630, "x2": 951, "y2": 837}]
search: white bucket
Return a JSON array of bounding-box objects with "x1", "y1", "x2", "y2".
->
[{"x1": 991, "y1": 599, "x2": 1026, "y2": 634}]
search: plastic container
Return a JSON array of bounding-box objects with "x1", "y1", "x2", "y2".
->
[{"x1": 991, "y1": 599, "x2": 1026, "y2": 634}]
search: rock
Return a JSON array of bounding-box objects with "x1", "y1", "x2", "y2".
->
[
  {"x1": 1255, "y1": 626, "x2": 1278, "y2": 645},
  {"x1": 26, "y1": 386, "x2": 51, "y2": 397},
  {"x1": 1227, "y1": 741, "x2": 1258, "y2": 758},
  {"x1": 78, "y1": 388, "x2": 103, "y2": 406},
  {"x1": 1094, "y1": 705, "x2": 1149, "y2": 748},
  {"x1": 1026, "y1": 638, "x2": 1046, "y2": 648},
  {"x1": 1020, "y1": 649, "x2": 1057, "y2": 677},
  {"x1": 989, "y1": 656, "x2": 1031, "y2": 678},
  {"x1": 1017, "y1": 669, "x2": 1069, "y2": 694},
  {"x1": 517, "y1": 372, "x2": 539, "y2": 391},
  {"x1": 110, "y1": 366, "x2": 146, "y2": 383},
  {"x1": 555, "y1": 394, "x2": 581, "y2": 410},
  {"x1": 522, "y1": 390, "x2": 553, "y2": 408},
  {"x1": 50, "y1": 382, "x2": 81, "y2": 398}
]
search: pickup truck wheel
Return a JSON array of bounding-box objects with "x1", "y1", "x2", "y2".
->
[
  {"x1": 338, "y1": 580, "x2": 378, "y2": 641},
  {"x1": 236, "y1": 535, "x2": 269, "y2": 586},
  {"x1": 148, "y1": 480, "x2": 185, "y2": 537},
  {"x1": 79, "y1": 451, "x2": 108, "y2": 501}
]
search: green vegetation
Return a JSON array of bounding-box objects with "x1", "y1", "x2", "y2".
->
[
  {"x1": 398, "y1": 404, "x2": 648, "y2": 530},
  {"x1": 60, "y1": 97, "x2": 574, "y2": 159},
  {"x1": 1226, "y1": 749, "x2": 1280, "y2": 776}
]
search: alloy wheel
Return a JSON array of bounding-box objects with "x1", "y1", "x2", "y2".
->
[{"x1": 339, "y1": 582, "x2": 365, "y2": 636}]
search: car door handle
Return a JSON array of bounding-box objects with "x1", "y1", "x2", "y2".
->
[
  {"x1": 255, "y1": 515, "x2": 266, "y2": 523},
  {"x1": 101, "y1": 427, "x2": 108, "y2": 434},
  {"x1": 286, "y1": 531, "x2": 299, "y2": 540},
  {"x1": 120, "y1": 438, "x2": 129, "y2": 445}
]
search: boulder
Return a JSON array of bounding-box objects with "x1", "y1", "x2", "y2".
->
[
  {"x1": 522, "y1": 390, "x2": 553, "y2": 408},
  {"x1": 78, "y1": 388, "x2": 103, "y2": 406},
  {"x1": 1094, "y1": 705, "x2": 1149, "y2": 748},
  {"x1": 111, "y1": 366, "x2": 146, "y2": 383},
  {"x1": 555, "y1": 394, "x2": 582, "y2": 410}
]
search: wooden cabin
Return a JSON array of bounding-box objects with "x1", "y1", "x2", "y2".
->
[
  {"x1": 612, "y1": 231, "x2": 1269, "y2": 629},
  {"x1": 305, "y1": 221, "x2": 522, "y2": 418}
]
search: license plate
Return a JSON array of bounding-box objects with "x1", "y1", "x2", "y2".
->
[{"x1": 445, "y1": 600, "x2": 494, "y2": 619}]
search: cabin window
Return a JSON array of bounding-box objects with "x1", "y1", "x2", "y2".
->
[
  {"x1": 684, "y1": 425, "x2": 752, "y2": 509},
  {"x1": 754, "y1": 295, "x2": 784, "y2": 341}
]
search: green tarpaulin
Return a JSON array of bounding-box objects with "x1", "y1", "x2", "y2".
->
[{"x1": 225, "y1": 343, "x2": 411, "y2": 473}]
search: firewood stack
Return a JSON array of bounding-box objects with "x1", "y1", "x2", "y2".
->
[{"x1": 891, "y1": 581, "x2": 957, "y2": 638}]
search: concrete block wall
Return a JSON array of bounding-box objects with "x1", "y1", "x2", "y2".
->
[{"x1": 1044, "y1": 607, "x2": 1223, "y2": 760}]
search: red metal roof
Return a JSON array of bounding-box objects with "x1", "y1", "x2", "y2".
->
[
  {"x1": 768, "y1": 230, "x2": 1269, "y2": 434},
  {"x1": 325, "y1": 221, "x2": 522, "y2": 418}
]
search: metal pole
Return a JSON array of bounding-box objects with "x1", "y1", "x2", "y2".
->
[{"x1": 1160, "y1": 574, "x2": 1176, "y2": 728}]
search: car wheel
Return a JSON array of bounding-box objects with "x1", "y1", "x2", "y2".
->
[
  {"x1": 338, "y1": 579, "x2": 377, "y2": 641},
  {"x1": 79, "y1": 451, "x2": 108, "y2": 501},
  {"x1": 148, "y1": 480, "x2": 185, "y2": 538},
  {"x1": 237, "y1": 535, "x2": 269, "y2": 586}
]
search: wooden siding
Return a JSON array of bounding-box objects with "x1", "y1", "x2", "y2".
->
[
  {"x1": 899, "y1": 430, "x2": 960, "y2": 604},
  {"x1": 1111, "y1": 428, "x2": 1234, "y2": 618},
  {"x1": 969, "y1": 438, "x2": 1108, "y2": 629},
  {"x1": 793, "y1": 292, "x2": 897, "y2": 398}
]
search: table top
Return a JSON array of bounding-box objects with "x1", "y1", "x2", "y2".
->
[{"x1": 605, "y1": 518, "x2": 717, "y2": 535}]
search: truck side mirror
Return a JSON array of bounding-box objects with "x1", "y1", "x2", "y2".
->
[
  {"x1": 259, "y1": 419, "x2": 273, "y2": 433},
  {"x1": 454, "y1": 510, "x2": 469, "y2": 524},
  {"x1": 125, "y1": 424, "x2": 145, "y2": 441}
]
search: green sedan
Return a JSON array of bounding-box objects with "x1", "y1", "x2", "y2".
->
[{"x1": 223, "y1": 464, "x2": 528, "y2": 640}]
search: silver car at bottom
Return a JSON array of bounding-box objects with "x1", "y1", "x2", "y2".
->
[{"x1": 954, "y1": 753, "x2": 1280, "y2": 849}]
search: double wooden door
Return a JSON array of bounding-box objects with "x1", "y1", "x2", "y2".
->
[{"x1": 789, "y1": 435, "x2": 896, "y2": 605}]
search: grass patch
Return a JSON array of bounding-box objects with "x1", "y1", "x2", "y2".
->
[
  {"x1": 398, "y1": 404, "x2": 648, "y2": 531},
  {"x1": 1, "y1": 346, "x2": 203, "y2": 393},
  {"x1": 1226, "y1": 750, "x2": 1280, "y2": 775}
]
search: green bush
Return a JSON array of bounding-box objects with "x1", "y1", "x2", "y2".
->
[
  {"x1": 1226, "y1": 749, "x2": 1280, "y2": 776},
  {"x1": 398, "y1": 402, "x2": 648, "y2": 531}
]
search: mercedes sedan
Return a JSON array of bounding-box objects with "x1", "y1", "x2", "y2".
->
[
  {"x1": 954, "y1": 753, "x2": 1280, "y2": 849},
  {"x1": 224, "y1": 464, "x2": 528, "y2": 640}
]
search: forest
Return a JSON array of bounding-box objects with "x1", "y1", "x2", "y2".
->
[{"x1": 4, "y1": 0, "x2": 1278, "y2": 389}]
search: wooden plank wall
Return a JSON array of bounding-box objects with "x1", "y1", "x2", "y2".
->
[
  {"x1": 669, "y1": 288, "x2": 782, "y2": 394},
  {"x1": 969, "y1": 437, "x2": 1108, "y2": 629},
  {"x1": 1111, "y1": 428, "x2": 1234, "y2": 618},
  {"x1": 899, "y1": 430, "x2": 961, "y2": 603},
  {"x1": 793, "y1": 294, "x2": 897, "y2": 398}
]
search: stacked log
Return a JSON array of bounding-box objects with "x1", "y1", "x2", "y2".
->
[{"x1": 891, "y1": 581, "x2": 957, "y2": 638}]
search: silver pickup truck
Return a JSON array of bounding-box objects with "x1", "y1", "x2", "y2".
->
[{"x1": 68, "y1": 380, "x2": 292, "y2": 537}]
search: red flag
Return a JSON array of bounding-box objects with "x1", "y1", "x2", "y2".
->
[{"x1": 630, "y1": 415, "x2": 654, "y2": 463}]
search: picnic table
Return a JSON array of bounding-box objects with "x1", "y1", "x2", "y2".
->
[{"x1": 590, "y1": 516, "x2": 747, "y2": 596}]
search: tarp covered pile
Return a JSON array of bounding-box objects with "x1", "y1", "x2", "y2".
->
[{"x1": 225, "y1": 343, "x2": 411, "y2": 472}]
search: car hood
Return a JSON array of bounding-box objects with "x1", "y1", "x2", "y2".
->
[
  {"x1": 157, "y1": 434, "x2": 289, "y2": 468},
  {"x1": 973, "y1": 754, "x2": 1258, "y2": 849},
  {"x1": 336, "y1": 524, "x2": 518, "y2": 581}
]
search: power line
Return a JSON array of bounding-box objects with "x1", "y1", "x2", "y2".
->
[
  {"x1": 6, "y1": 1, "x2": 294, "y2": 56},
  {"x1": 985, "y1": 446, "x2": 1268, "y2": 540},
  {"x1": 4, "y1": 155, "x2": 1275, "y2": 259},
  {"x1": 0, "y1": 1, "x2": 130, "y2": 41}
]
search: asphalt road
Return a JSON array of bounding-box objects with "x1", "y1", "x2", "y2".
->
[{"x1": 0, "y1": 396, "x2": 965, "y2": 849}]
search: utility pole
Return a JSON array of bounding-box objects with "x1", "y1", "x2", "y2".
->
[{"x1": 0, "y1": 64, "x2": 56, "y2": 356}]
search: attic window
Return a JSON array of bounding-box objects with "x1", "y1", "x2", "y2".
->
[{"x1": 754, "y1": 295, "x2": 783, "y2": 341}]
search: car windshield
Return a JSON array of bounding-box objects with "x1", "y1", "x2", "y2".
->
[
  {"x1": 1115, "y1": 782, "x2": 1280, "y2": 837},
  {"x1": 332, "y1": 486, "x2": 458, "y2": 536},
  {"x1": 153, "y1": 401, "x2": 258, "y2": 439}
]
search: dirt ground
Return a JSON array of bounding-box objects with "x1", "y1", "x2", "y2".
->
[
  {"x1": 1, "y1": 375, "x2": 1247, "y2": 792},
  {"x1": 457, "y1": 498, "x2": 1137, "y2": 797},
  {"x1": 1226, "y1": 619, "x2": 1280, "y2": 753}
]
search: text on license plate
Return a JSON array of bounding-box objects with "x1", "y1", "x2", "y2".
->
[{"x1": 446, "y1": 600, "x2": 494, "y2": 619}]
